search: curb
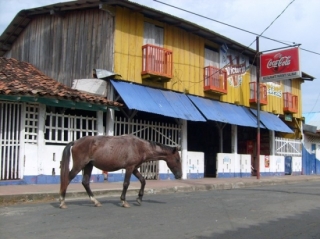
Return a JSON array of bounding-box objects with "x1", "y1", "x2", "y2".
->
[{"x1": 1, "y1": 177, "x2": 320, "y2": 206}]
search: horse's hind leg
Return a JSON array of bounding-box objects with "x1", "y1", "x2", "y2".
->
[
  {"x1": 59, "y1": 167, "x2": 81, "y2": 209},
  {"x1": 82, "y1": 162, "x2": 101, "y2": 207},
  {"x1": 133, "y1": 168, "x2": 146, "y2": 205}
]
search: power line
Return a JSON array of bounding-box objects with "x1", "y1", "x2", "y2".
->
[
  {"x1": 308, "y1": 92, "x2": 320, "y2": 114},
  {"x1": 246, "y1": 0, "x2": 296, "y2": 51},
  {"x1": 153, "y1": 0, "x2": 320, "y2": 56}
]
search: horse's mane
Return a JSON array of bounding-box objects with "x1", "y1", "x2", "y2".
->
[{"x1": 148, "y1": 140, "x2": 176, "y2": 153}]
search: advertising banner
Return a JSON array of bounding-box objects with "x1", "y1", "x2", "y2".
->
[
  {"x1": 260, "y1": 47, "x2": 301, "y2": 82},
  {"x1": 220, "y1": 47, "x2": 249, "y2": 87}
]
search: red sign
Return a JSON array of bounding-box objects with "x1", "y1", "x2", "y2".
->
[{"x1": 260, "y1": 47, "x2": 301, "y2": 82}]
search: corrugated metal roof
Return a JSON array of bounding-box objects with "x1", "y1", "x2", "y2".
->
[
  {"x1": 250, "y1": 109, "x2": 293, "y2": 133},
  {"x1": 111, "y1": 80, "x2": 206, "y2": 121},
  {"x1": 303, "y1": 112, "x2": 320, "y2": 130},
  {"x1": 188, "y1": 95, "x2": 262, "y2": 128}
]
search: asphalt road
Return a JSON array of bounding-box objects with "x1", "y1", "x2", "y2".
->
[{"x1": 1, "y1": 182, "x2": 320, "y2": 239}]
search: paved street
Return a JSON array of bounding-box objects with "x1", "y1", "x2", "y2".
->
[{"x1": 1, "y1": 181, "x2": 320, "y2": 239}]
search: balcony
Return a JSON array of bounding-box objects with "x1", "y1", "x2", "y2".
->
[
  {"x1": 283, "y1": 92, "x2": 298, "y2": 113},
  {"x1": 249, "y1": 82, "x2": 268, "y2": 105},
  {"x1": 141, "y1": 44, "x2": 173, "y2": 82},
  {"x1": 203, "y1": 66, "x2": 227, "y2": 94}
]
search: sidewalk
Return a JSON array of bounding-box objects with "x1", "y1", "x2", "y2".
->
[{"x1": 1, "y1": 175, "x2": 320, "y2": 206}]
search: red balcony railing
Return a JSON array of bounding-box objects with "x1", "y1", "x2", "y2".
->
[
  {"x1": 141, "y1": 44, "x2": 173, "y2": 81},
  {"x1": 283, "y1": 92, "x2": 298, "y2": 113},
  {"x1": 249, "y1": 82, "x2": 267, "y2": 105},
  {"x1": 203, "y1": 66, "x2": 227, "y2": 94}
]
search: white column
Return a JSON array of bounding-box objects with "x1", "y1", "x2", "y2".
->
[
  {"x1": 97, "y1": 111, "x2": 104, "y2": 135},
  {"x1": 106, "y1": 82, "x2": 115, "y2": 136},
  {"x1": 19, "y1": 103, "x2": 26, "y2": 178},
  {"x1": 231, "y1": 125, "x2": 238, "y2": 153},
  {"x1": 37, "y1": 104, "x2": 46, "y2": 174},
  {"x1": 269, "y1": 130, "x2": 275, "y2": 155},
  {"x1": 180, "y1": 119, "x2": 188, "y2": 180}
]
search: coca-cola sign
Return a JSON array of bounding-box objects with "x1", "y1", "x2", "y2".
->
[{"x1": 260, "y1": 47, "x2": 301, "y2": 82}]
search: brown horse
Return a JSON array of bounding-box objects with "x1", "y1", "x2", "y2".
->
[{"x1": 59, "y1": 134, "x2": 182, "y2": 209}]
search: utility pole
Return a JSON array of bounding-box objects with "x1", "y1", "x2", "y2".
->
[{"x1": 256, "y1": 36, "x2": 260, "y2": 179}]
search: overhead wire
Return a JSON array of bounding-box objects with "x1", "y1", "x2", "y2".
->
[{"x1": 153, "y1": 0, "x2": 320, "y2": 56}]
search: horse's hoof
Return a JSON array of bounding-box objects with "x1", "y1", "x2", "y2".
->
[
  {"x1": 95, "y1": 202, "x2": 102, "y2": 207},
  {"x1": 122, "y1": 201, "x2": 130, "y2": 208},
  {"x1": 59, "y1": 204, "x2": 67, "y2": 209},
  {"x1": 136, "y1": 198, "x2": 142, "y2": 205}
]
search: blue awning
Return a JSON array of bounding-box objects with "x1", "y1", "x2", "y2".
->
[
  {"x1": 250, "y1": 109, "x2": 293, "y2": 133},
  {"x1": 111, "y1": 80, "x2": 206, "y2": 121},
  {"x1": 188, "y1": 95, "x2": 263, "y2": 128}
]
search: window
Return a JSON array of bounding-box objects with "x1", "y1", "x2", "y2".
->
[
  {"x1": 283, "y1": 79, "x2": 298, "y2": 113},
  {"x1": 142, "y1": 22, "x2": 172, "y2": 80},
  {"x1": 144, "y1": 22, "x2": 164, "y2": 46},
  {"x1": 203, "y1": 47, "x2": 227, "y2": 94}
]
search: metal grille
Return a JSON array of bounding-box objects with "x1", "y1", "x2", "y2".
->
[
  {"x1": 24, "y1": 104, "x2": 39, "y2": 144},
  {"x1": 114, "y1": 117, "x2": 181, "y2": 179},
  {"x1": 45, "y1": 112, "x2": 97, "y2": 143},
  {"x1": 275, "y1": 137, "x2": 302, "y2": 156},
  {"x1": 0, "y1": 102, "x2": 22, "y2": 180}
]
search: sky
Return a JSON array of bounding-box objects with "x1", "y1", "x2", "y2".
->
[{"x1": 0, "y1": 0, "x2": 319, "y2": 114}]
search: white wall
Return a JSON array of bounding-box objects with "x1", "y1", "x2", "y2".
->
[
  {"x1": 217, "y1": 153, "x2": 234, "y2": 175},
  {"x1": 23, "y1": 144, "x2": 38, "y2": 176},
  {"x1": 240, "y1": 154, "x2": 251, "y2": 174},
  {"x1": 159, "y1": 151, "x2": 204, "y2": 175},
  {"x1": 217, "y1": 153, "x2": 251, "y2": 176},
  {"x1": 292, "y1": 156, "x2": 302, "y2": 173},
  {"x1": 187, "y1": 151, "x2": 204, "y2": 174},
  {"x1": 23, "y1": 144, "x2": 103, "y2": 177},
  {"x1": 217, "y1": 153, "x2": 285, "y2": 177}
]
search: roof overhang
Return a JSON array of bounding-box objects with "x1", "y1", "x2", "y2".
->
[
  {"x1": 0, "y1": 94, "x2": 120, "y2": 112},
  {"x1": 301, "y1": 72, "x2": 316, "y2": 81}
]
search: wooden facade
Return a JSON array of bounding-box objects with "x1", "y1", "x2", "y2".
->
[{"x1": 4, "y1": 9, "x2": 114, "y2": 87}]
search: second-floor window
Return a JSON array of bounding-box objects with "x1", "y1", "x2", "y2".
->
[
  {"x1": 249, "y1": 65, "x2": 267, "y2": 105},
  {"x1": 204, "y1": 47, "x2": 219, "y2": 68},
  {"x1": 142, "y1": 22, "x2": 172, "y2": 80},
  {"x1": 283, "y1": 79, "x2": 298, "y2": 113},
  {"x1": 144, "y1": 22, "x2": 164, "y2": 46},
  {"x1": 203, "y1": 47, "x2": 227, "y2": 94}
]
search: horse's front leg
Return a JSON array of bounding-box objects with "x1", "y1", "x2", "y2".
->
[
  {"x1": 133, "y1": 168, "x2": 146, "y2": 205},
  {"x1": 120, "y1": 169, "x2": 133, "y2": 208}
]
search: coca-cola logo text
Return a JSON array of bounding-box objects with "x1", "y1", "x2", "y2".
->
[{"x1": 266, "y1": 53, "x2": 291, "y2": 73}]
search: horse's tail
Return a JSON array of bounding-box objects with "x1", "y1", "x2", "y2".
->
[{"x1": 60, "y1": 141, "x2": 74, "y2": 193}]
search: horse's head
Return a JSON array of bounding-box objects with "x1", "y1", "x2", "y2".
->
[{"x1": 166, "y1": 147, "x2": 182, "y2": 179}]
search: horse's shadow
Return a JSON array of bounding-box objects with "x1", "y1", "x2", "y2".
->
[{"x1": 50, "y1": 198, "x2": 166, "y2": 209}]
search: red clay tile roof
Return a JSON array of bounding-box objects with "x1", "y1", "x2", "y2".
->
[{"x1": 0, "y1": 57, "x2": 122, "y2": 108}]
